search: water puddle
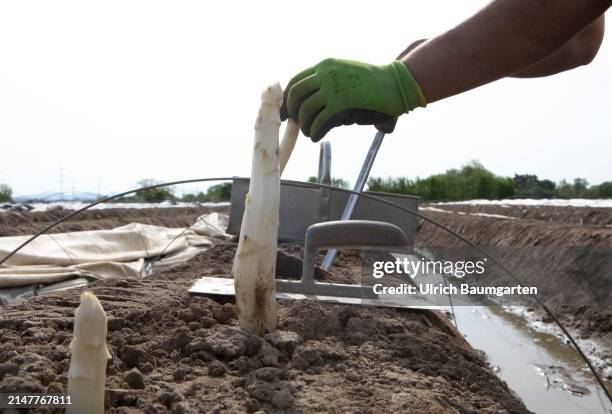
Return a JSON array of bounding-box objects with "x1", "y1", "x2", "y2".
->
[
  {"x1": 385, "y1": 250, "x2": 611, "y2": 412},
  {"x1": 454, "y1": 306, "x2": 611, "y2": 413}
]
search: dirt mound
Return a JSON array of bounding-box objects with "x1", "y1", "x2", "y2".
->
[
  {"x1": 417, "y1": 207, "x2": 612, "y2": 345},
  {"x1": 0, "y1": 242, "x2": 528, "y2": 413},
  {"x1": 0, "y1": 206, "x2": 227, "y2": 237},
  {"x1": 431, "y1": 204, "x2": 612, "y2": 226}
]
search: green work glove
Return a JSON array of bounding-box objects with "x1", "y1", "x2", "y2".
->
[{"x1": 280, "y1": 58, "x2": 426, "y2": 142}]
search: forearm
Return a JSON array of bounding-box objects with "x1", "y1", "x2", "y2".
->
[
  {"x1": 403, "y1": 0, "x2": 610, "y2": 103},
  {"x1": 512, "y1": 16, "x2": 605, "y2": 77}
]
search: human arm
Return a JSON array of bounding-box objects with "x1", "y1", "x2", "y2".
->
[
  {"x1": 282, "y1": 0, "x2": 610, "y2": 140},
  {"x1": 404, "y1": 0, "x2": 610, "y2": 102},
  {"x1": 512, "y1": 15, "x2": 605, "y2": 77},
  {"x1": 398, "y1": 15, "x2": 606, "y2": 79}
]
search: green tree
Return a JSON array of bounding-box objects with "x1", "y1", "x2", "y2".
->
[
  {"x1": 368, "y1": 177, "x2": 415, "y2": 194},
  {"x1": 307, "y1": 176, "x2": 350, "y2": 189},
  {"x1": 554, "y1": 179, "x2": 574, "y2": 198},
  {"x1": 135, "y1": 179, "x2": 175, "y2": 202},
  {"x1": 539, "y1": 179, "x2": 556, "y2": 192},
  {"x1": 181, "y1": 183, "x2": 232, "y2": 203},
  {"x1": 0, "y1": 184, "x2": 12, "y2": 203},
  {"x1": 181, "y1": 193, "x2": 198, "y2": 202},
  {"x1": 368, "y1": 161, "x2": 514, "y2": 201},
  {"x1": 512, "y1": 174, "x2": 554, "y2": 198},
  {"x1": 513, "y1": 174, "x2": 538, "y2": 192},
  {"x1": 204, "y1": 183, "x2": 232, "y2": 202},
  {"x1": 592, "y1": 182, "x2": 612, "y2": 198},
  {"x1": 572, "y1": 178, "x2": 589, "y2": 197}
]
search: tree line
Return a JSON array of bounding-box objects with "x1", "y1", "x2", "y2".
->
[
  {"x1": 117, "y1": 179, "x2": 232, "y2": 203},
  {"x1": 367, "y1": 161, "x2": 612, "y2": 201},
  {"x1": 2, "y1": 164, "x2": 611, "y2": 204},
  {"x1": 0, "y1": 184, "x2": 12, "y2": 203}
]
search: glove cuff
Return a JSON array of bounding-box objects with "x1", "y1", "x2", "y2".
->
[{"x1": 390, "y1": 60, "x2": 427, "y2": 112}]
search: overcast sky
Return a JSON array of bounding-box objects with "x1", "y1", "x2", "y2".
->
[{"x1": 0, "y1": 1, "x2": 610, "y2": 196}]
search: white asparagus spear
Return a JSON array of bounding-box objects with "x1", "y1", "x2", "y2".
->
[
  {"x1": 67, "y1": 291, "x2": 111, "y2": 414},
  {"x1": 233, "y1": 83, "x2": 282, "y2": 336},
  {"x1": 279, "y1": 119, "x2": 299, "y2": 176}
]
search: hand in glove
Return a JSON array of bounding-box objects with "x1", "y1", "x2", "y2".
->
[{"x1": 280, "y1": 58, "x2": 426, "y2": 142}]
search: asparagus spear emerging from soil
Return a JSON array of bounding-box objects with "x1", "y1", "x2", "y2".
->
[
  {"x1": 67, "y1": 291, "x2": 111, "y2": 414},
  {"x1": 233, "y1": 83, "x2": 283, "y2": 336}
]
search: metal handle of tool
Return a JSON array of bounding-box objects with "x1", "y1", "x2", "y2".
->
[
  {"x1": 317, "y1": 142, "x2": 332, "y2": 185},
  {"x1": 317, "y1": 142, "x2": 332, "y2": 222},
  {"x1": 320, "y1": 130, "x2": 386, "y2": 270},
  {"x1": 302, "y1": 220, "x2": 410, "y2": 285}
]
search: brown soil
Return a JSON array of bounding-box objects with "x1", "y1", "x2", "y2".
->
[
  {"x1": 432, "y1": 204, "x2": 612, "y2": 226},
  {"x1": 3, "y1": 203, "x2": 609, "y2": 412},
  {"x1": 419, "y1": 204, "x2": 612, "y2": 345},
  {"x1": 0, "y1": 240, "x2": 528, "y2": 413},
  {"x1": 0, "y1": 206, "x2": 226, "y2": 237}
]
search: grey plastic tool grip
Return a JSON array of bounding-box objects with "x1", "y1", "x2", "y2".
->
[
  {"x1": 305, "y1": 220, "x2": 410, "y2": 250},
  {"x1": 301, "y1": 220, "x2": 409, "y2": 284}
]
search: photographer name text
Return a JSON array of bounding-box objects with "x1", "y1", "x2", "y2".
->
[{"x1": 372, "y1": 283, "x2": 537, "y2": 297}]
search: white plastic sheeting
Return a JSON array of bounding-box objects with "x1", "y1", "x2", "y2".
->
[
  {"x1": 0, "y1": 212, "x2": 228, "y2": 295},
  {"x1": 435, "y1": 199, "x2": 612, "y2": 208},
  {"x1": 0, "y1": 201, "x2": 230, "y2": 212}
]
